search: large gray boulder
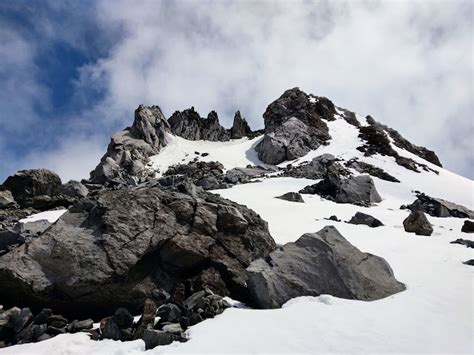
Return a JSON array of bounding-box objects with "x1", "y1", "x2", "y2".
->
[
  {"x1": 403, "y1": 211, "x2": 433, "y2": 236},
  {"x1": 406, "y1": 193, "x2": 474, "y2": 219},
  {"x1": 247, "y1": 226, "x2": 405, "y2": 308},
  {"x1": 300, "y1": 174, "x2": 382, "y2": 206},
  {"x1": 2, "y1": 169, "x2": 62, "y2": 204},
  {"x1": 0, "y1": 183, "x2": 275, "y2": 319},
  {"x1": 90, "y1": 105, "x2": 171, "y2": 184},
  {"x1": 255, "y1": 88, "x2": 333, "y2": 165}
]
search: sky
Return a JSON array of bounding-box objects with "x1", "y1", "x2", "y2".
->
[{"x1": 0, "y1": 0, "x2": 473, "y2": 182}]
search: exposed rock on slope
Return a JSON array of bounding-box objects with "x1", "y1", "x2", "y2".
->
[
  {"x1": 230, "y1": 111, "x2": 253, "y2": 139},
  {"x1": 348, "y1": 212, "x2": 384, "y2": 227},
  {"x1": 275, "y1": 192, "x2": 304, "y2": 203},
  {"x1": 255, "y1": 88, "x2": 333, "y2": 164},
  {"x1": 282, "y1": 154, "x2": 351, "y2": 180},
  {"x1": 0, "y1": 183, "x2": 275, "y2": 319},
  {"x1": 403, "y1": 211, "x2": 433, "y2": 236},
  {"x1": 461, "y1": 220, "x2": 474, "y2": 233},
  {"x1": 300, "y1": 173, "x2": 382, "y2": 207},
  {"x1": 405, "y1": 193, "x2": 474, "y2": 219},
  {"x1": 247, "y1": 226, "x2": 405, "y2": 308},
  {"x1": 90, "y1": 105, "x2": 171, "y2": 184},
  {"x1": 345, "y1": 158, "x2": 400, "y2": 183}
]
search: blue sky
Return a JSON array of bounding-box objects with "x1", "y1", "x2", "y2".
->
[{"x1": 0, "y1": 0, "x2": 473, "y2": 182}]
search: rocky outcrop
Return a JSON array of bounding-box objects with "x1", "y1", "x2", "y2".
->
[
  {"x1": 282, "y1": 154, "x2": 351, "y2": 180},
  {"x1": 300, "y1": 174, "x2": 382, "y2": 207},
  {"x1": 275, "y1": 192, "x2": 304, "y2": 203},
  {"x1": 461, "y1": 220, "x2": 474, "y2": 233},
  {"x1": 405, "y1": 193, "x2": 474, "y2": 219},
  {"x1": 345, "y1": 158, "x2": 400, "y2": 183},
  {"x1": 365, "y1": 116, "x2": 442, "y2": 167},
  {"x1": 90, "y1": 105, "x2": 171, "y2": 184},
  {"x1": 168, "y1": 108, "x2": 230, "y2": 142},
  {"x1": 57, "y1": 180, "x2": 89, "y2": 198},
  {"x1": 0, "y1": 190, "x2": 16, "y2": 209},
  {"x1": 403, "y1": 211, "x2": 433, "y2": 236},
  {"x1": 450, "y1": 239, "x2": 474, "y2": 248},
  {"x1": 160, "y1": 161, "x2": 227, "y2": 190},
  {"x1": 348, "y1": 212, "x2": 383, "y2": 227},
  {"x1": 0, "y1": 182, "x2": 275, "y2": 319},
  {"x1": 255, "y1": 88, "x2": 333, "y2": 164},
  {"x1": 246, "y1": 226, "x2": 405, "y2": 308},
  {"x1": 230, "y1": 111, "x2": 253, "y2": 139},
  {"x1": 357, "y1": 119, "x2": 437, "y2": 174}
]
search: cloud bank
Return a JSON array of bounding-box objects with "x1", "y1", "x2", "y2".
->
[{"x1": 1, "y1": 0, "x2": 472, "y2": 181}]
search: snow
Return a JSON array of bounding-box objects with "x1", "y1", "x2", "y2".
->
[
  {"x1": 149, "y1": 133, "x2": 264, "y2": 176},
  {"x1": 19, "y1": 209, "x2": 67, "y2": 224},
  {"x1": 5, "y1": 116, "x2": 474, "y2": 354}
]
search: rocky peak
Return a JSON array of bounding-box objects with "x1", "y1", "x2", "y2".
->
[
  {"x1": 230, "y1": 111, "x2": 253, "y2": 139},
  {"x1": 90, "y1": 105, "x2": 171, "y2": 184}
]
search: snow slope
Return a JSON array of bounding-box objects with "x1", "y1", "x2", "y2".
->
[{"x1": 5, "y1": 114, "x2": 473, "y2": 354}]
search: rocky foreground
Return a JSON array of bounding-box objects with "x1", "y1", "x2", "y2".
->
[{"x1": 1, "y1": 88, "x2": 473, "y2": 350}]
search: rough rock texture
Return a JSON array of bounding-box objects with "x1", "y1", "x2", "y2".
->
[
  {"x1": 275, "y1": 192, "x2": 304, "y2": 203},
  {"x1": 230, "y1": 111, "x2": 253, "y2": 139},
  {"x1": 247, "y1": 226, "x2": 405, "y2": 308},
  {"x1": 461, "y1": 220, "x2": 474, "y2": 233},
  {"x1": 58, "y1": 181, "x2": 89, "y2": 198},
  {"x1": 0, "y1": 183, "x2": 275, "y2": 319},
  {"x1": 255, "y1": 88, "x2": 333, "y2": 164},
  {"x1": 345, "y1": 158, "x2": 400, "y2": 183},
  {"x1": 168, "y1": 108, "x2": 230, "y2": 142},
  {"x1": 403, "y1": 211, "x2": 433, "y2": 236},
  {"x1": 90, "y1": 105, "x2": 171, "y2": 184},
  {"x1": 366, "y1": 116, "x2": 442, "y2": 167},
  {"x1": 300, "y1": 174, "x2": 382, "y2": 207},
  {"x1": 161, "y1": 161, "x2": 226, "y2": 190},
  {"x1": 224, "y1": 166, "x2": 277, "y2": 185},
  {"x1": 357, "y1": 119, "x2": 436, "y2": 174},
  {"x1": 348, "y1": 212, "x2": 384, "y2": 227},
  {"x1": 282, "y1": 154, "x2": 351, "y2": 180},
  {"x1": 0, "y1": 190, "x2": 16, "y2": 209},
  {"x1": 405, "y1": 193, "x2": 474, "y2": 219},
  {"x1": 2, "y1": 169, "x2": 62, "y2": 205}
]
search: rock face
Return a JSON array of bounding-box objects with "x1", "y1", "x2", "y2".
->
[
  {"x1": 406, "y1": 193, "x2": 474, "y2": 219},
  {"x1": 345, "y1": 158, "x2": 400, "y2": 183},
  {"x1": 403, "y1": 211, "x2": 433, "y2": 236},
  {"x1": 161, "y1": 161, "x2": 227, "y2": 190},
  {"x1": 168, "y1": 108, "x2": 230, "y2": 142},
  {"x1": 0, "y1": 190, "x2": 16, "y2": 209},
  {"x1": 300, "y1": 174, "x2": 382, "y2": 207},
  {"x1": 461, "y1": 220, "x2": 474, "y2": 233},
  {"x1": 0, "y1": 183, "x2": 275, "y2": 319},
  {"x1": 255, "y1": 88, "x2": 333, "y2": 164},
  {"x1": 90, "y1": 105, "x2": 171, "y2": 184},
  {"x1": 230, "y1": 111, "x2": 253, "y2": 139},
  {"x1": 348, "y1": 212, "x2": 384, "y2": 227},
  {"x1": 246, "y1": 226, "x2": 405, "y2": 308},
  {"x1": 2, "y1": 169, "x2": 62, "y2": 205},
  {"x1": 275, "y1": 192, "x2": 304, "y2": 203}
]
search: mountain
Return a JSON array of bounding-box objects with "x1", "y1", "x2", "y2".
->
[{"x1": 0, "y1": 88, "x2": 472, "y2": 354}]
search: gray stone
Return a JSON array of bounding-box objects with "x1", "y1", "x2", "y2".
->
[
  {"x1": 58, "y1": 180, "x2": 89, "y2": 198},
  {"x1": 34, "y1": 309, "x2": 52, "y2": 325},
  {"x1": 247, "y1": 226, "x2": 405, "y2": 308},
  {"x1": 461, "y1": 220, "x2": 474, "y2": 233},
  {"x1": 0, "y1": 190, "x2": 15, "y2": 209},
  {"x1": 47, "y1": 315, "x2": 68, "y2": 328},
  {"x1": 450, "y1": 239, "x2": 474, "y2": 248},
  {"x1": 142, "y1": 329, "x2": 181, "y2": 350},
  {"x1": 67, "y1": 319, "x2": 93, "y2": 333},
  {"x1": 169, "y1": 108, "x2": 229, "y2": 142},
  {"x1": 275, "y1": 192, "x2": 304, "y2": 203},
  {"x1": 10, "y1": 307, "x2": 33, "y2": 333},
  {"x1": 157, "y1": 303, "x2": 181, "y2": 323},
  {"x1": 101, "y1": 318, "x2": 121, "y2": 340},
  {"x1": 407, "y1": 193, "x2": 474, "y2": 219},
  {"x1": 162, "y1": 323, "x2": 183, "y2": 335},
  {"x1": 133, "y1": 298, "x2": 157, "y2": 339},
  {"x1": 403, "y1": 211, "x2": 433, "y2": 236},
  {"x1": 348, "y1": 212, "x2": 384, "y2": 228}
]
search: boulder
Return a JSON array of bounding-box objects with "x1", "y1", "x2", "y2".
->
[
  {"x1": 58, "y1": 180, "x2": 89, "y2": 198},
  {"x1": 2, "y1": 169, "x2": 62, "y2": 204},
  {"x1": 142, "y1": 329, "x2": 182, "y2": 350},
  {"x1": 247, "y1": 226, "x2": 405, "y2": 308},
  {"x1": 403, "y1": 211, "x2": 433, "y2": 236},
  {"x1": 461, "y1": 220, "x2": 474, "y2": 233},
  {"x1": 348, "y1": 212, "x2": 384, "y2": 228},
  {"x1": 255, "y1": 88, "x2": 332, "y2": 165},
  {"x1": 406, "y1": 193, "x2": 474, "y2": 219},
  {"x1": 300, "y1": 174, "x2": 382, "y2": 207},
  {"x1": 113, "y1": 308, "x2": 134, "y2": 329},
  {"x1": 0, "y1": 190, "x2": 16, "y2": 209},
  {"x1": 0, "y1": 184, "x2": 275, "y2": 319},
  {"x1": 275, "y1": 192, "x2": 304, "y2": 203}
]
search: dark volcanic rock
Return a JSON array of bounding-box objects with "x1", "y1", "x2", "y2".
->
[
  {"x1": 142, "y1": 329, "x2": 182, "y2": 349},
  {"x1": 0, "y1": 184, "x2": 275, "y2": 319},
  {"x1": 90, "y1": 105, "x2": 171, "y2": 184},
  {"x1": 230, "y1": 111, "x2": 253, "y2": 139},
  {"x1": 2, "y1": 169, "x2": 62, "y2": 206},
  {"x1": 255, "y1": 88, "x2": 333, "y2": 164},
  {"x1": 247, "y1": 226, "x2": 405, "y2": 308},
  {"x1": 282, "y1": 154, "x2": 351, "y2": 180},
  {"x1": 403, "y1": 211, "x2": 433, "y2": 236},
  {"x1": 406, "y1": 193, "x2": 474, "y2": 219},
  {"x1": 463, "y1": 259, "x2": 474, "y2": 266},
  {"x1": 169, "y1": 108, "x2": 230, "y2": 142},
  {"x1": 275, "y1": 192, "x2": 304, "y2": 203},
  {"x1": 345, "y1": 158, "x2": 400, "y2": 183},
  {"x1": 450, "y1": 239, "x2": 474, "y2": 248},
  {"x1": 300, "y1": 174, "x2": 382, "y2": 207},
  {"x1": 461, "y1": 220, "x2": 474, "y2": 233},
  {"x1": 348, "y1": 212, "x2": 384, "y2": 227}
]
